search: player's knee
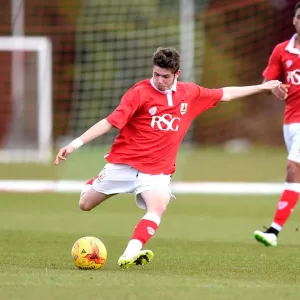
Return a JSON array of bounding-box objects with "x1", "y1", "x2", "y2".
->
[
  {"x1": 79, "y1": 184, "x2": 94, "y2": 211},
  {"x1": 148, "y1": 202, "x2": 168, "y2": 217},
  {"x1": 157, "y1": 204, "x2": 167, "y2": 216},
  {"x1": 142, "y1": 190, "x2": 170, "y2": 216},
  {"x1": 79, "y1": 198, "x2": 92, "y2": 211},
  {"x1": 287, "y1": 161, "x2": 300, "y2": 182}
]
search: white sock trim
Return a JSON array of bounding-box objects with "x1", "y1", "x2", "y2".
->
[
  {"x1": 271, "y1": 222, "x2": 282, "y2": 231},
  {"x1": 123, "y1": 239, "x2": 143, "y2": 256},
  {"x1": 283, "y1": 182, "x2": 300, "y2": 193},
  {"x1": 142, "y1": 212, "x2": 161, "y2": 225}
]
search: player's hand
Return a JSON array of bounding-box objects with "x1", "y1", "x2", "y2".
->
[
  {"x1": 260, "y1": 80, "x2": 282, "y2": 91},
  {"x1": 54, "y1": 144, "x2": 76, "y2": 165},
  {"x1": 271, "y1": 83, "x2": 289, "y2": 100}
]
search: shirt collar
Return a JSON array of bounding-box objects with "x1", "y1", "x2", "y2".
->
[
  {"x1": 285, "y1": 34, "x2": 300, "y2": 55},
  {"x1": 150, "y1": 78, "x2": 177, "y2": 94}
]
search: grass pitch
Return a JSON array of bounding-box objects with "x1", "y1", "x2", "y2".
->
[{"x1": 1, "y1": 192, "x2": 300, "y2": 300}]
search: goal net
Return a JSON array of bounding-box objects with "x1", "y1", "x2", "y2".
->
[{"x1": 70, "y1": 0, "x2": 204, "y2": 146}]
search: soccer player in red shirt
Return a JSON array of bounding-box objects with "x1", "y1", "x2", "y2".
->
[
  {"x1": 55, "y1": 47, "x2": 280, "y2": 268},
  {"x1": 254, "y1": 2, "x2": 300, "y2": 247}
]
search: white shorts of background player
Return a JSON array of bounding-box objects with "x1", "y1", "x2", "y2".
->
[{"x1": 283, "y1": 123, "x2": 300, "y2": 163}]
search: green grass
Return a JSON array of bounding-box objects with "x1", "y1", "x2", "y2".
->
[
  {"x1": 0, "y1": 145, "x2": 287, "y2": 182},
  {"x1": 1, "y1": 192, "x2": 300, "y2": 299}
]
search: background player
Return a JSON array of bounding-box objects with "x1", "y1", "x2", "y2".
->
[
  {"x1": 55, "y1": 47, "x2": 280, "y2": 268},
  {"x1": 254, "y1": 2, "x2": 300, "y2": 247}
]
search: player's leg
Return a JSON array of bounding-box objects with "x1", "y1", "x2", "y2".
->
[
  {"x1": 118, "y1": 174, "x2": 172, "y2": 269},
  {"x1": 254, "y1": 123, "x2": 300, "y2": 246},
  {"x1": 80, "y1": 163, "x2": 138, "y2": 212},
  {"x1": 79, "y1": 175, "x2": 115, "y2": 211}
]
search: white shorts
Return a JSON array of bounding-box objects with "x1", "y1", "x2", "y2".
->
[
  {"x1": 91, "y1": 163, "x2": 174, "y2": 209},
  {"x1": 283, "y1": 123, "x2": 300, "y2": 163}
]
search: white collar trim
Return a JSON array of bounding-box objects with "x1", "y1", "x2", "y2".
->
[
  {"x1": 285, "y1": 34, "x2": 300, "y2": 55},
  {"x1": 150, "y1": 78, "x2": 177, "y2": 94}
]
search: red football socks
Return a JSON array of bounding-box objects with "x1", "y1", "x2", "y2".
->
[
  {"x1": 131, "y1": 218, "x2": 159, "y2": 245},
  {"x1": 123, "y1": 213, "x2": 161, "y2": 256},
  {"x1": 272, "y1": 189, "x2": 299, "y2": 229}
]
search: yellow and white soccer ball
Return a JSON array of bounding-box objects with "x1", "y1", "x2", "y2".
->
[{"x1": 71, "y1": 236, "x2": 107, "y2": 270}]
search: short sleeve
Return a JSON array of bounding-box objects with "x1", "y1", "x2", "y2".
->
[
  {"x1": 262, "y1": 44, "x2": 283, "y2": 80},
  {"x1": 190, "y1": 83, "x2": 223, "y2": 117},
  {"x1": 106, "y1": 89, "x2": 140, "y2": 130}
]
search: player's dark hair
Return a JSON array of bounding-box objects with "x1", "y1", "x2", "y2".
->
[
  {"x1": 152, "y1": 47, "x2": 180, "y2": 73},
  {"x1": 294, "y1": 2, "x2": 300, "y2": 16}
]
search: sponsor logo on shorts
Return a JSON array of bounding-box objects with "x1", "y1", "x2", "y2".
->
[{"x1": 96, "y1": 170, "x2": 106, "y2": 182}]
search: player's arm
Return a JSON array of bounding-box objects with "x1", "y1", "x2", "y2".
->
[
  {"x1": 54, "y1": 88, "x2": 140, "y2": 165},
  {"x1": 54, "y1": 119, "x2": 113, "y2": 165},
  {"x1": 262, "y1": 44, "x2": 288, "y2": 100},
  {"x1": 220, "y1": 80, "x2": 281, "y2": 102},
  {"x1": 78, "y1": 118, "x2": 113, "y2": 144}
]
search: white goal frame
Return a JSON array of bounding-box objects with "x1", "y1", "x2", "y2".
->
[{"x1": 0, "y1": 36, "x2": 52, "y2": 163}]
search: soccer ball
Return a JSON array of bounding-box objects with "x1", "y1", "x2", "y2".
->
[{"x1": 71, "y1": 236, "x2": 107, "y2": 270}]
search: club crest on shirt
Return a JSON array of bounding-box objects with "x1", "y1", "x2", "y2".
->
[
  {"x1": 149, "y1": 107, "x2": 157, "y2": 116},
  {"x1": 286, "y1": 60, "x2": 293, "y2": 68},
  {"x1": 180, "y1": 103, "x2": 188, "y2": 115}
]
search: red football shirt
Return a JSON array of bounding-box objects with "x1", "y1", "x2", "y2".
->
[
  {"x1": 263, "y1": 34, "x2": 300, "y2": 124},
  {"x1": 105, "y1": 79, "x2": 223, "y2": 174}
]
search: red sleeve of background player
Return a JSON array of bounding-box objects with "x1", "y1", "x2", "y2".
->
[
  {"x1": 106, "y1": 88, "x2": 140, "y2": 130},
  {"x1": 262, "y1": 44, "x2": 283, "y2": 80},
  {"x1": 190, "y1": 83, "x2": 223, "y2": 117}
]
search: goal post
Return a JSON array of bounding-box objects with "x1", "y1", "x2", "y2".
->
[{"x1": 0, "y1": 36, "x2": 52, "y2": 163}]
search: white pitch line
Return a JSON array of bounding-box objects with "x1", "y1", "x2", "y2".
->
[{"x1": 0, "y1": 180, "x2": 284, "y2": 194}]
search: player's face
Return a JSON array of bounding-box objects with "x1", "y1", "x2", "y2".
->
[
  {"x1": 152, "y1": 65, "x2": 180, "y2": 91},
  {"x1": 293, "y1": 8, "x2": 300, "y2": 34}
]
